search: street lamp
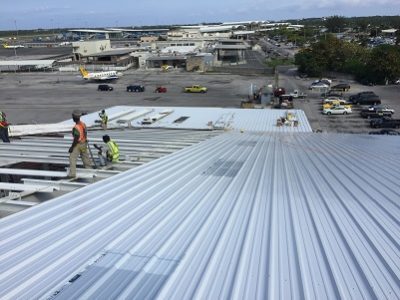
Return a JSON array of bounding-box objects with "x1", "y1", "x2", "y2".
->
[{"x1": 13, "y1": 20, "x2": 18, "y2": 60}]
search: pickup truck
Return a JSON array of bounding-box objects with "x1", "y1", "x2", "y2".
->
[
  {"x1": 184, "y1": 85, "x2": 207, "y2": 93},
  {"x1": 360, "y1": 110, "x2": 392, "y2": 119},
  {"x1": 281, "y1": 90, "x2": 307, "y2": 99},
  {"x1": 370, "y1": 117, "x2": 400, "y2": 128}
]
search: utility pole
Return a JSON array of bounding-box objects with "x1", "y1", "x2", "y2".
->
[{"x1": 13, "y1": 20, "x2": 18, "y2": 70}]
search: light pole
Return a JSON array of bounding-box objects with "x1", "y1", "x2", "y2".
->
[{"x1": 13, "y1": 20, "x2": 18, "y2": 60}]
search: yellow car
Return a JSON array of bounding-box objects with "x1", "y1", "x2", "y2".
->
[
  {"x1": 184, "y1": 85, "x2": 208, "y2": 93},
  {"x1": 322, "y1": 100, "x2": 352, "y2": 110}
]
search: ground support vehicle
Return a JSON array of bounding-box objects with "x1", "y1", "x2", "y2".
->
[
  {"x1": 98, "y1": 84, "x2": 113, "y2": 91},
  {"x1": 154, "y1": 86, "x2": 167, "y2": 93},
  {"x1": 127, "y1": 85, "x2": 145, "y2": 92}
]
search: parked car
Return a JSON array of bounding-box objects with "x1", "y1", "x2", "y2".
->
[
  {"x1": 321, "y1": 91, "x2": 343, "y2": 98},
  {"x1": 369, "y1": 129, "x2": 399, "y2": 135},
  {"x1": 274, "y1": 87, "x2": 286, "y2": 97},
  {"x1": 184, "y1": 85, "x2": 208, "y2": 93},
  {"x1": 309, "y1": 82, "x2": 330, "y2": 90},
  {"x1": 322, "y1": 96, "x2": 346, "y2": 104},
  {"x1": 331, "y1": 83, "x2": 351, "y2": 91},
  {"x1": 97, "y1": 84, "x2": 113, "y2": 91},
  {"x1": 312, "y1": 78, "x2": 331, "y2": 85},
  {"x1": 349, "y1": 92, "x2": 381, "y2": 105},
  {"x1": 323, "y1": 101, "x2": 352, "y2": 110},
  {"x1": 322, "y1": 106, "x2": 352, "y2": 115},
  {"x1": 127, "y1": 85, "x2": 145, "y2": 92},
  {"x1": 154, "y1": 86, "x2": 167, "y2": 93},
  {"x1": 367, "y1": 105, "x2": 394, "y2": 114},
  {"x1": 360, "y1": 110, "x2": 392, "y2": 119},
  {"x1": 349, "y1": 91, "x2": 375, "y2": 102},
  {"x1": 370, "y1": 117, "x2": 400, "y2": 128}
]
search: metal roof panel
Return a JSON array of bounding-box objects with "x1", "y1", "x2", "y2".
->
[{"x1": 0, "y1": 132, "x2": 399, "y2": 299}]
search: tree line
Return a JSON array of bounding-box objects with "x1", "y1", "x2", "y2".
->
[{"x1": 294, "y1": 35, "x2": 400, "y2": 84}]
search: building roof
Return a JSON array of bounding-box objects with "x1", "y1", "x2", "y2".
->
[
  {"x1": 382, "y1": 29, "x2": 398, "y2": 34},
  {"x1": 68, "y1": 29, "x2": 120, "y2": 34},
  {"x1": 214, "y1": 44, "x2": 249, "y2": 50},
  {"x1": 200, "y1": 25, "x2": 235, "y2": 33},
  {"x1": 0, "y1": 60, "x2": 55, "y2": 67},
  {"x1": 88, "y1": 49, "x2": 133, "y2": 57},
  {"x1": 0, "y1": 132, "x2": 399, "y2": 299},
  {"x1": 0, "y1": 128, "x2": 219, "y2": 216},
  {"x1": 146, "y1": 55, "x2": 187, "y2": 61},
  {"x1": 107, "y1": 28, "x2": 169, "y2": 32},
  {"x1": 160, "y1": 46, "x2": 198, "y2": 54},
  {"x1": 58, "y1": 106, "x2": 312, "y2": 133},
  {"x1": 233, "y1": 30, "x2": 256, "y2": 35}
]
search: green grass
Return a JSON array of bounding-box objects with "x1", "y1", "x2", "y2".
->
[{"x1": 266, "y1": 58, "x2": 295, "y2": 68}]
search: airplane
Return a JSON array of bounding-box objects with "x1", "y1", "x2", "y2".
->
[
  {"x1": 3, "y1": 42, "x2": 25, "y2": 49},
  {"x1": 79, "y1": 66, "x2": 122, "y2": 81}
]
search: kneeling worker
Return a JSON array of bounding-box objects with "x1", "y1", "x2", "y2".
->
[
  {"x1": 68, "y1": 110, "x2": 92, "y2": 178},
  {"x1": 102, "y1": 135, "x2": 119, "y2": 163}
]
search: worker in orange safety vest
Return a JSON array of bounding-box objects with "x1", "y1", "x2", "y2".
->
[
  {"x1": 68, "y1": 110, "x2": 92, "y2": 178},
  {"x1": 0, "y1": 110, "x2": 10, "y2": 143}
]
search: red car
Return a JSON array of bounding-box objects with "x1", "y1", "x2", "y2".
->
[
  {"x1": 274, "y1": 87, "x2": 286, "y2": 97},
  {"x1": 155, "y1": 86, "x2": 167, "y2": 93}
]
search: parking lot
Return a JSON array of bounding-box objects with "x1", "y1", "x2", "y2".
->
[
  {"x1": 1, "y1": 69, "x2": 399, "y2": 134},
  {"x1": 280, "y1": 72, "x2": 400, "y2": 133}
]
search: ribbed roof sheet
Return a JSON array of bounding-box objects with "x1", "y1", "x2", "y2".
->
[
  {"x1": 0, "y1": 132, "x2": 399, "y2": 299},
  {"x1": 60, "y1": 106, "x2": 312, "y2": 133}
]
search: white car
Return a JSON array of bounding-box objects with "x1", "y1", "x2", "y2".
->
[
  {"x1": 323, "y1": 106, "x2": 352, "y2": 115},
  {"x1": 310, "y1": 82, "x2": 330, "y2": 90}
]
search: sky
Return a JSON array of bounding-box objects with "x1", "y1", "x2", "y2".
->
[{"x1": 1, "y1": 0, "x2": 399, "y2": 30}]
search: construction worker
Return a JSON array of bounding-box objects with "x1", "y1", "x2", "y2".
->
[
  {"x1": 102, "y1": 135, "x2": 119, "y2": 162},
  {"x1": 98, "y1": 109, "x2": 108, "y2": 130},
  {"x1": 68, "y1": 110, "x2": 92, "y2": 178},
  {"x1": 0, "y1": 110, "x2": 10, "y2": 143}
]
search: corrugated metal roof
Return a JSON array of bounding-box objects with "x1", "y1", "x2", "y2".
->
[
  {"x1": 146, "y1": 55, "x2": 186, "y2": 61},
  {"x1": 0, "y1": 132, "x2": 399, "y2": 299},
  {"x1": 214, "y1": 44, "x2": 249, "y2": 49},
  {"x1": 60, "y1": 106, "x2": 312, "y2": 133},
  {"x1": 89, "y1": 49, "x2": 133, "y2": 57},
  {"x1": 0, "y1": 60, "x2": 55, "y2": 66},
  {"x1": 0, "y1": 128, "x2": 219, "y2": 217}
]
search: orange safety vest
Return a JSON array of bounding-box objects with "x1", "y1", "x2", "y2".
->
[
  {"x1": 73, "y1": 121, "x2": 87, "y2": 143},
  {"x1": 0, "y1": 111, "x2": 8, "y2": 128}
]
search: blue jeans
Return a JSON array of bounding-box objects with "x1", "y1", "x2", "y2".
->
[{"x1": 0, "y1": 127, "x2": 10, "y2": 143}]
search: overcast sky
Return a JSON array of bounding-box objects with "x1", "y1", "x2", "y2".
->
[{"x1": 1, "y1": 0, "x2": 399, "y2": 30}]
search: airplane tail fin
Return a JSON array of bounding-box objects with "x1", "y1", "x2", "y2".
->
[{"x1": 79, "y1": 66, "x2": 89, "y2": 78}]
